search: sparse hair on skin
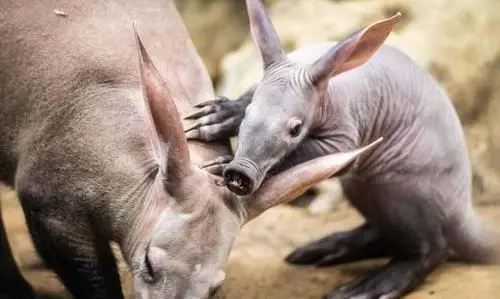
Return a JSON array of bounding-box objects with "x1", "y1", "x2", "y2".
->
[{"x1": 185, "y1": 0, "x2": 500, "y2": 298}]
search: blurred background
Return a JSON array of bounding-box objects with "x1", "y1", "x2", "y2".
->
[{"x1": 2, "y1": 0, "x2": 500, "y2": 298}]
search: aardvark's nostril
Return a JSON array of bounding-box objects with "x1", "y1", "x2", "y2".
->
[{"x1": 223, "y1": 168, "x2": 253, "y2": 196}]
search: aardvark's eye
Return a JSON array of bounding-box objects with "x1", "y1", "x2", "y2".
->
[
  {"x1": 288, "y1": 118, "x2": 303, "y2": 138},
  {"x1": 142, "y1": 251, "x2": 156, "y2": 283}
]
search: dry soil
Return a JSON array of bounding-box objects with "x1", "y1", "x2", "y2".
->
[{"x1": 2, "y1": 189, "x2": 499, "y2": 299}]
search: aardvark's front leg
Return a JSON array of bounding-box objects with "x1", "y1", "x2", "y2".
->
[{"x1": 20, "y1": 189, "x2": 123, "y2": 299}]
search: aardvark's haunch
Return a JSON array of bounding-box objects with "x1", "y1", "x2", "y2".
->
[{"x1": 186, "y1": 0, "x2": 500, "y2": 298}]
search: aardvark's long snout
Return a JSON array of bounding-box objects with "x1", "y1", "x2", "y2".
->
[{"x1": 223, "y1": 158, "x2": 262, "y2": 196}]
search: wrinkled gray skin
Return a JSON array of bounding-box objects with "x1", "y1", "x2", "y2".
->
[
  {"x1": 186, "y1": 0, "x2": 500, "y2": 298},
  {"x1": 0, "y1": 1, "x2": 379, "y2": 298},
  {"x1": 0, "y1": 1, "x2": 235, "y2": 298}
]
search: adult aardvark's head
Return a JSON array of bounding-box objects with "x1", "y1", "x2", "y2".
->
[
  {"x1": 131, "y1": 27, "x2": 382, "y2": 299},
  {"x1": 223, "y1": 0, "x2": 400, "y2": 196}
]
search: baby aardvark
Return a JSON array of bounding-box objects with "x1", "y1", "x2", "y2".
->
[{"x1": 186, "y1": 0, "x2": 500, "y2": 298}]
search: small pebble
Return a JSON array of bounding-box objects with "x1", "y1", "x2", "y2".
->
[{"x1": 54, "y1": 9, "x2": 68, "y2": 17}]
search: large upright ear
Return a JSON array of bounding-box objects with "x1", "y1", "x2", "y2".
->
[
  {"x1": 134, "y1": 27, "x2": 192, "y2": 182},
  {"x1": 243, "y1": 138, "x2": 383, "y2": 222},
  {"x1": 308, "y1": 13, "x2": 401, "y2": 87},
  {"x1": 246, "y1": 0, "x2": 286, "y2": 69}
]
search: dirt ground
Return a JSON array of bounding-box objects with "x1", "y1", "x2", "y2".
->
[{"x1": 2, "y1": 188, "x2": 500, "y2": 299}]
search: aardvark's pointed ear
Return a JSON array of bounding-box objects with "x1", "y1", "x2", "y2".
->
[
  {"x1": 244, "y1": 138, "x2": 383, "y2": 222},
  {"x1": 308, "y1": 13, "x2": 401, "y2": 88},
  {"x1": 246, "y1": 0, "x2": 286, "y2": 69},
  {"x1": 134, "y1": 26, "x2": 192, "y2": 182}
]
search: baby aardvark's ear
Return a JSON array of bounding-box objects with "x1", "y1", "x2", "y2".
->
[
  {"x1": 134, "y1": 26, "x2": 192, "y2": 183},
  {"x1": 246, "y1": 0, "x2": 286, "y2": 69},
  {"x1": 244, "y1": 138, "x2": 383, "y2": 222},
  {"x1": 308, "y1": 13, "x2": 401, "y2": 88}
]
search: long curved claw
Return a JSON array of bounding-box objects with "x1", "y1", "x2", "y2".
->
[
  {"x1": 193, "y1": 96, "x2": 228, "y2": 108},
  {"x1": 184, "y1": 106, "x2": 216, "y2": 120},
  {"x1": 200, "y1": 155, "x2": 234, "y2": 169},
  {"x1": 199, "y1": 155, "x2": 234, "y2": 176},
  {"x1": 184, "y1": 122, "x2": 201, "y2": 133}
]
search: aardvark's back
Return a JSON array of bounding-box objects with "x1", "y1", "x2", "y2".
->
[{"x1": 0, "y1": 0, "x2": 223, "y2": 185}]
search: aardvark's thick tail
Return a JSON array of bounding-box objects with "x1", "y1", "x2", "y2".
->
[{"x1": 447, "y1": 207, "x2": 500, "y2": 264}]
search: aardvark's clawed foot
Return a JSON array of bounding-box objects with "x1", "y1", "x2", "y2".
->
[
  {"x1": 286, "y1": 224, "x2": 387, "y2": 266},
  {"x1": 184, "y1": 96, "x2": 245, "y2": 141},
  {"x1": 322, "y1": 260, "x2": 424, "y2": 299}
]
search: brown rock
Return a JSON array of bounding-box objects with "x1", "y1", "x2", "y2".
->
[{"x1": 175, "y1": 0, "x2": 250, "y2": 81}]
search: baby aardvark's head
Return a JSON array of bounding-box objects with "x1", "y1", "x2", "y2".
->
[{"x1": 224, "y1": 0, "x2": 399, "y2": 196}]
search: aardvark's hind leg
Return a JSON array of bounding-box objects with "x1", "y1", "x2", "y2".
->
[
  {"x1": 286, "y1": 223, "x2": 388, "y2": 266},
  {"x1": 323, "y1": 181, "x2": 449, "y2": 299}
]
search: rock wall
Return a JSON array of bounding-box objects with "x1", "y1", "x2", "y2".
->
[
  {"x1": 214, "y1": 0, "x2": 500, "y2": 205},
  {"x1": 175, "y1": 0, "x2": 249, "y2": 83}
]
